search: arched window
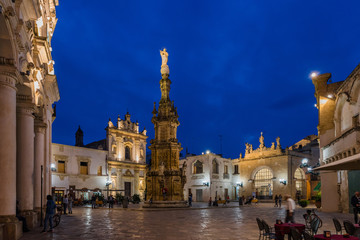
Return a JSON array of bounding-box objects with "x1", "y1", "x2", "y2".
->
[
  {"x1": 212, "y1": 159, "x2": 219, "y2": 174},
  {"x1": 193, "y1": 160, "x2": 203, "y2": 174},
  {"x1": 254, "y1": 168, "x2": 273, "y2": 198},
  {"x1": 125, "y1": 146, "x2": 131, "y2": 160},
  {"x1": 294, "y1": 168, "x2": 305, "y2": 196}
]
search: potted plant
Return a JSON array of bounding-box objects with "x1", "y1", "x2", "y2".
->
[
  {"x1": 299, "y1": 199, "x2": 309, "y2": 208},
  {"x1": 314, "y1": 192, "x2": 321, "y2": 208},
  {"x1": 132, "y1": 194, "x2": 141, "y2": 204}
]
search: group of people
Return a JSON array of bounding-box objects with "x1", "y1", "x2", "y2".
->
[
  {"x1": 351, "y1": 191, "x2": 360, "y2": 224},
  {"x1": 273, "y1": 194, "x2": 283, "y2": 207},
  {"x1": 62, "y1": 194, "x2": 73, "y2": 214}
]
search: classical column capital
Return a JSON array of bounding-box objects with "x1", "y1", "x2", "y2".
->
[
  {"x1": 16, "y1": 102, "x2": 36, "y2": 118},
  {"x1": 34, "y1": 121, "x2": 47, "y2": 134},
  {"x1": 0, "y1": 66, "x2": 18, "y2": 91}
]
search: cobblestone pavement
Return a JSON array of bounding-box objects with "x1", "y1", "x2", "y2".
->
[{"x1": 21, "y1": 202, "x2": 356, "y2": 240}]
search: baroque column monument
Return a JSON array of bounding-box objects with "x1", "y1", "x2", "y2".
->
[{"x1": 144, "y1": 49, "x2": 187, "y2": 208}]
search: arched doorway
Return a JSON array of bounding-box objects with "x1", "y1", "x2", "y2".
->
[
  {"x1": 294, "y1": 168, "x2": 305, "y2": 199},
  {"x1": 254, "y1": 168, "x2": 273, "y2": 199}
]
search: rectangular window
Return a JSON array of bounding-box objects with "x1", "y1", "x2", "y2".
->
[
  {"x1": 58, "y1": 160, "x2": 65, "y2": 173},
  {"x1": 80, "y1": 162, "x2": 88, "y2": 175},
  {"x1": 97, "y1": 166, "x2": 102, "y2": 176},
  {"x1": 224, "y1": 165, "x2": 228, "y2": 174},
  {"x1": 234, "y1": 165, "x2": 239, "y2": 174}
]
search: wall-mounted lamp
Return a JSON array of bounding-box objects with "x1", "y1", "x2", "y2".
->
[
  {"x1": 106, "y1": 180, "x2": 112, "y2": 186},
  {"x1": 236, "y1": 182, "x2": 243, "y2": 188},
  {"x1": 203, "y1": 182, "x2": 209, "y2": 187},
  {"x1": 279, "y1": 179, "x2": 287, "y2": 185},
  {"x1": 248, "y1": 179, "x2": 253, "y2": 183},
  {"x1": 50, "y1": 163, "x2": 56, "y2": 172}
]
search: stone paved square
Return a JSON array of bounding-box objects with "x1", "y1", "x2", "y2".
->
[{"x1": 21, "y1": 203, "x2": 356, "y2": 240}]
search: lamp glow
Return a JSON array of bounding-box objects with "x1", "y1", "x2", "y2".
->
[
  {"x1": 206, "y1": 150, "x2": 210, "y2": 154},
  {"x1": 310, "y1": 72, "x2": 319, "y2": 78}
]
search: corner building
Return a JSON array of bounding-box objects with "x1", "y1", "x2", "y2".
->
[
  {"x1": 0, "y1": 1, "x2": 60, "y2": 239},
  {"x1": 312, "y1": 66, "x2": 360, "y2": 213}
]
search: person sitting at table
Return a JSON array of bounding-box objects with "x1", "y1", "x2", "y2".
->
[{"x1": 284, "y1": 195, "x2": 296, "y2": 223}]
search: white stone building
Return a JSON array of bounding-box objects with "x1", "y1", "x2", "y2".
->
[
  {"x1": 51, "y1": 142, "x2": 108, "y2": 202},
  {"x1": 180, "y1": 153, "x2": 234, "y2": 202},
  {"x1": 51, "y1": 112, "x2": 148, "y2": 201}
]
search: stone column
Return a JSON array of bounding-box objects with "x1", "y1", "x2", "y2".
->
[
  {"x1": 34, "y1": 121, "x2": 47, "y2": 211},
  {"x1": 0, "y1": 68, "x2": 22, "y2": 239},
  {"x1": 134, "y1": 169, "x2": 140, "y2": 195},
  {"x1": 16, "y1": 99, "x2": 37, "y2": 228}
]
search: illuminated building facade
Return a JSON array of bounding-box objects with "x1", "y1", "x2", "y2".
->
[
  {"x1": 0, "y1": 1, "x2": 60, "y2": 239},
  {"x1": 51, "y1": 113, "x2": 148, "y2": 201},
  {"x1": 312, "y1": 66, "x2": 360, "y2": 213},
  {"x1": 181, "y1": 134, "x2": 319, "y2": 202}
]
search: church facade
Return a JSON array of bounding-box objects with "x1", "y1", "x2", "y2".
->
[{"x1": 0, "y1": 1, "x2": 60, "y2": 239}]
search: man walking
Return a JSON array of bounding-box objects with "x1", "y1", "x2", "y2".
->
[
  {"x1": 42, "y1": 195, "x2": 56, "y2": 233},
  {"x1": 351, "y1": 191, "x2": 360, "y2": 224},
  {"x1": 284, "y1": 195, "x2": 296, "y2": 223}
]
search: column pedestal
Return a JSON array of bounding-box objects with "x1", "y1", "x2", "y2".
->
[{"x1": 0, "y1": 216, "x2": 22, "y2": 240}]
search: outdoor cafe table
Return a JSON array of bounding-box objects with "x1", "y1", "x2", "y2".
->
[
  {"x1": 274, "y1": 223, "x2": 306, "y2": 240},
  {"x1": 314, "y1": 234, "x2": 359, "y2": 240}
]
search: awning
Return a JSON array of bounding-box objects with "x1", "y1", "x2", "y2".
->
[
  {"x1": 313, "y1": 182, "x2": 321, "y2": 191},
  {"x1": 314, "y1": 153, "x2": 360, "y2": 171}
]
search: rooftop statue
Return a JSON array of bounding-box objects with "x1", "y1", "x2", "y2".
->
[
  {"x1": 160, "y1": 48, "x2": 170, "y2": 75},
  {"x1": 160, "y1": 48, "x2": 168, "y2": 66}
]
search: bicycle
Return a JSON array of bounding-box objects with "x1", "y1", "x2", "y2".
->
[
  {"x1": 53, "y1": 206, "x2": 62, "y2": 227},
  {"x1": 303, "y1": 209, "x2": 323, "y2": 229}
]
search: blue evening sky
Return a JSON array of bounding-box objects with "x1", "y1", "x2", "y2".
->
[{"x1": 51, "y1": 0, "x2": 360, "y2": 158}]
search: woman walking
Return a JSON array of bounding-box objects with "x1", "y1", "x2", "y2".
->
[
  {"x1": 274, "y1": 195, "x2": 279, "y2": 207},
  {"x1": 278, "y1": 194, "x2": 282, "y2": 207}
]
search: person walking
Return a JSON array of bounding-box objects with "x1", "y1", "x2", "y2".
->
[
  {"x1": 278, "y1": 194, "x2": 282, "y2": 207},
  {"x1": 188, "y1": 192, "x2": 193, "y2": 207},
  {"x1": 91, "y1": 194, "x2": 96, "y2": 209},
  {"x1": 284, "y1": 195, "x2": 296, "y2": 223},
  {"x1": 63, "y1": 194, "x2": 68, "y2": 215},
  {"x1": 42, "y1": 195, "x2": 56, "y2": 233},
  {"x1": 68, "y1": 194, "x2": 73, "y2": 214},
  {"x1": 274, "y1": 195, "x2": 279, "y2": 207},
  {"x1": 351, "y1": 191, "x2": 360, "y2": 224}
]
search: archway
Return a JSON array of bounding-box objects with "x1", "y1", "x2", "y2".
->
[
  {"x1": 254, "y1": 168, "x2": 273, "y2": 199},
  {"x1": 294, "y1": 168, "x2": 305, "y2": 199}
]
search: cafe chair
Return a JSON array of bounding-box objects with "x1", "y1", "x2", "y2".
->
[
  {"x1": 302, "y1": 231, "x2": 315, "y2": 240},
  {"x1": 332, "y1": 218, "x2": 344, "y2": 235},
  {"x1": 256, "y1": 218, "x2": 265, "y2": 240},
  {"x1": 290, "y1": 227, "x2": 302, "y2": 240},
  {"x1": 343, "y1": 220, "x2": 356, "y2": 236},
  {"x1": 310, "y1": 218, "x2": 321, "y2": 235},
  {"x1": 262, "y1": 220, "x2": 277, "y2": 240}
]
